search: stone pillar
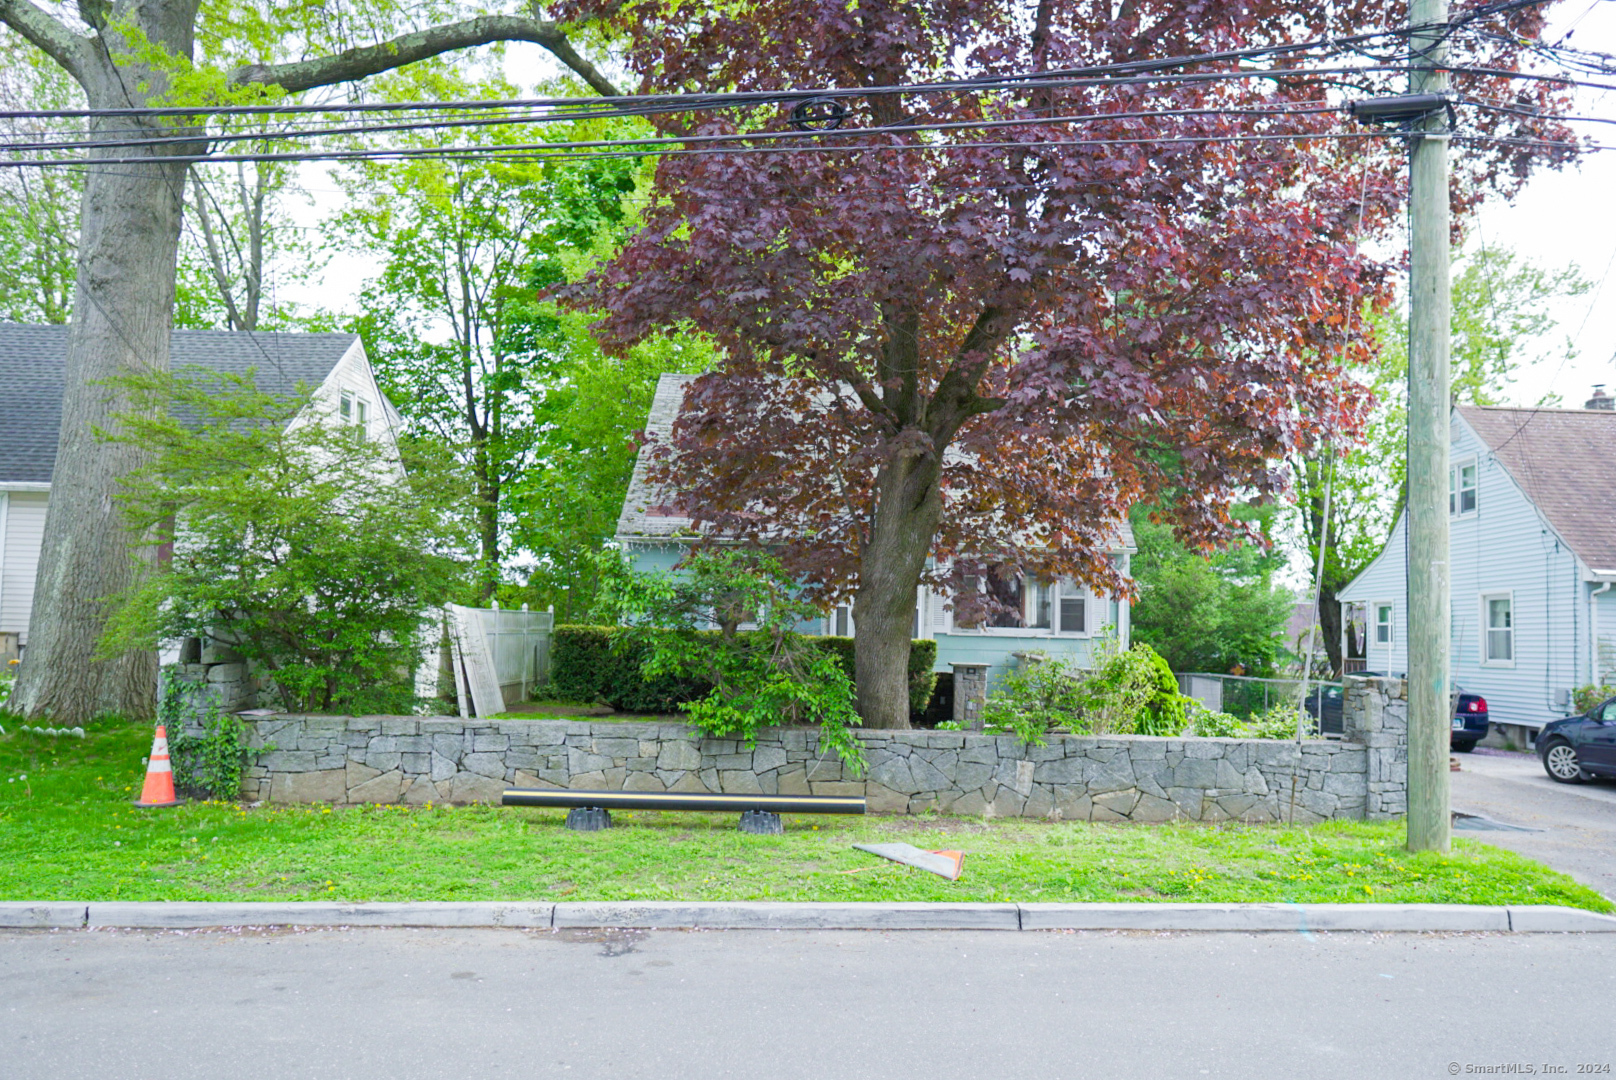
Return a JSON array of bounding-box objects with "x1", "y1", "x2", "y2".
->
[
  {"x1": 1343, "y1": 675, "x2": 1408, "y2": 819},
  {"x1": 950, "y1": 663, "x2": 989, "y2": 731}
]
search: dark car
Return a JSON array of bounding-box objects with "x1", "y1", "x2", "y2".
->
[
  {"x1": 1353, "y1": 672, "x2": 1488, "y2": 750},
  {"x1": 1451, "y1": 688, "x2": 1489, "y2": 752},
  {"x1": 1302, "y1": 684, "x2": 1344, "y2": 734},
  {"x1": 1538, "y1": 698, "x2": 1616, "y2": 783}
]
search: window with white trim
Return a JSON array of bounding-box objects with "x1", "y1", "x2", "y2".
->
[
  {"x1": 1483, "y1": 593, "x2": 1513, "y2": 664},
  {"x1": 339, "y1": 390, "x2": 370, "y2": 438},
  {"x1": 1449, "y1": 458, "x2": 1477, "y2": 516},
  {"x1": 1374, "y1": 602, "x2": 1393, "y2": 645},
  {"x1": 956, "y1": 577, "x2": 1090, "y2": 635}
]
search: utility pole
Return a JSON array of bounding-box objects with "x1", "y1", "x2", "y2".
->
[{"x1": 1405, "y1": 0, "x2": 1452, "y2": 852}]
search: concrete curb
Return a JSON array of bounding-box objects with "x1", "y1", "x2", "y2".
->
[{"x1": 4, "y1": 901, "x2": 1614, "y2": 932}]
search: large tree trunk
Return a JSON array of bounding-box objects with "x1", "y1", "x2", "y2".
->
[
  {"x1": 852, "y1": 447, "x2": 944, "y2": 729},
  {"x1": 7, "y1": 4, "x2": 201, "y2": 723}
]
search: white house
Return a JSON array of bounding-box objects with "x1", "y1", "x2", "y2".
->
[
  {"x1": 1338, "y1": 402, "x2": 1616, "y2": 745},
  {"x1": 615, "y1": 373, "x2": 1135, "y2": 684},
  {"x1": 0, "y1": 323, "x2": 403, "y2": 657}
]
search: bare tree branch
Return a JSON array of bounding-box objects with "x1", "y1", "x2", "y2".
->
[
  {"x1": 231, "y1": 15, "x2": 620, "y2": 97},
  {"x1": 0, "y1": 0, "x2": 91, "y2": 83}
]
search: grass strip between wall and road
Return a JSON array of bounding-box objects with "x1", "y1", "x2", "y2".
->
[{"x1": 1, "y1": 716, "x2": 1607, "y2": 912}]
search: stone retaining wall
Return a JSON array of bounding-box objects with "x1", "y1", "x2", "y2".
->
[{"x1": 234, "y1": 676, "x2": 1407, "y2": 822}]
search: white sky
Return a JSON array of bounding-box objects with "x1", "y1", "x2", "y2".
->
[{"x1": 1460, "y1": 0, "x2": 1616, "y2": 406}]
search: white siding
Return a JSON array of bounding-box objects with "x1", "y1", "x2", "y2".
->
[
  {"x1": 1340, "y1": 412, "x2": 1589, "y2": 728},
  {"x1": 1594, "y1": 587, "x2": 1616, "y2": 685},
  {"x1": 0, "y1": 491, "x2": 47, "y2": 644}
]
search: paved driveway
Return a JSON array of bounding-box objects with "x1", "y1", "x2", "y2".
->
[{"x1": 1452, "y1": 748, "x2": 1616, "y2": 901}]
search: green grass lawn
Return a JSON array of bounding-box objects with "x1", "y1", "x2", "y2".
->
[{"x1": 1, "y1": 716, "x2": 1607, "y2": 911}]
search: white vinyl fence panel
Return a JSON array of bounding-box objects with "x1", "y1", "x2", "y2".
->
[{"x1": 445, "y1": 604, "x2": 553, "y2": 717}]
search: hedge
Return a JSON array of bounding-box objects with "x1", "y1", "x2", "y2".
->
[{"x1": 550, "y1": 625, "x2": 938, "y2": 718}]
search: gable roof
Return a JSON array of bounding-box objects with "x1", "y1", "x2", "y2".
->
[
  {"x1": 616, "y1": 372, "x2": 1135, "y2": 551},
  {"x1": 617, "y1": 373, "x2": 698, "y2": 539},
  {"x1": 1457, "y1": 404, "x2": 1616, "y2": 574},
  {"x1": 0, "y1": 323, "x2": 359, "y2": 484}
]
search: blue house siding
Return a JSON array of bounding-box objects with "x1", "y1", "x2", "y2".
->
[{"x1": 1340, "y1": 411, "x2": 1593, "y2": 731}]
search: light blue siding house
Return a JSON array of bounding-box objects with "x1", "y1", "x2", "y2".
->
[
  {"x1": 1338, "y1": 404, "x2": 1616, "y2": 745},
  {"x1": 616, "y1": 374, "x2": 1135, "y2": 681}
]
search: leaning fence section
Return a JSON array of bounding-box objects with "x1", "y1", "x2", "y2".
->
[{"x1": 445, "y1": 604, "x2": 553, "y2": 717}]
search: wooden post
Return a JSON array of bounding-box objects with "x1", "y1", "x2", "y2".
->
[{"x1": 1406, "y1": 0, "x2": 1452, "y2": 852}]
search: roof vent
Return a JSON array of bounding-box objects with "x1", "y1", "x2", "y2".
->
[{"x1": 1586, "y1": 385, "x2": 1615, "y2": 411}]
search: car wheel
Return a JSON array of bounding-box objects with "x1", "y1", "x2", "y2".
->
[
  {"x1": 1542, "y1": 741, "x2": 1586, "y2": 784},
  {"x1": 1453, "y1": 740, "x2": 1476, "y2": 753}
]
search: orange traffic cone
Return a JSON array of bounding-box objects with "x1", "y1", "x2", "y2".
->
[{"x1": 135, "y1": 725, "x2": 182, "y2": 808}]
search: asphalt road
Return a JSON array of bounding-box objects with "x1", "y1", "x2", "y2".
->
[
  {"x1": 1452, "y1": 748, "x2": 1616, "y2": 900},
  {"x1": 3, "y1": 926, "x2": 1613, "y2": 1080}
]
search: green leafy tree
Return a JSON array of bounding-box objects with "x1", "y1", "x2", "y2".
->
[
  {"x1": 176, "y1": 156, "x2": 319, "y2": 331},
  {"x1": 0, "y1": 31, "x2": 81, "y2": 324},
  {"x1": 1130, "y1": 506, "x2": 1296, "y2": 677},
  {"x1": 337, "y1": 76, "x2": 664, "y2": 601},
  {"x1": 1292, "y1": 247, "x2": 1591, "y2": 675},
  {"x1": 102, "y1": 369, "x2": 468, "y2": 713},
  {"x1": 514, "y1": 322, "x2": 711, "y2": 620},
  {"x1": 0, "y1": 0, "x2": 618, "y2": 724},
  {"x1": 594, "y1": 548, "x2": 865, "y2": 770}
]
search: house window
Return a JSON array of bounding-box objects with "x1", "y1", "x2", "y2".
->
[
  {"x1": 340, "y1": 390, "x2": 369, "y2": 437},
  {"x1": 1059, "y1": 594, "x2": 1086, "y2": 634},
  {"x1": 1483, "y1": 593, "x2": 1513, "y2": 664},
  {"x1": 1449, "y1": 458, "x2": 1477, "y2": 516},
  {"x1": 957, "y1": 577, "x2": 1090, "y2": 635},
  {"x1": 1374, "y1": 603, "x2": 1393, "y2": 645},
  {"x1": 1030, "y1": 581, "x2": 1053, "y2": 629},
  {"x1": 832, "y1": 606, "x2": 851, "y2": 637},
  {"x1": 984, "y1": 575, "x2": 1026, "y2": 628}
]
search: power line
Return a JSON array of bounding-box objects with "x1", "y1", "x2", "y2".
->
[{"x1": 0, "y1": 100, "x2": 1343, "y2": 158}]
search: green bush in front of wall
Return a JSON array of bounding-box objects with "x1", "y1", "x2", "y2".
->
[{"x1": 550, "y1": 625, "x2": 939, "y2": 719}]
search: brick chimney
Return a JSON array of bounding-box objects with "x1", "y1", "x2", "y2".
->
[{"x1": 1586, "y1": 385, "x2": 1615, "y2": 411}]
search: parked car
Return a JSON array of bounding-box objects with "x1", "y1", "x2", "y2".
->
[
  {"x1": 1354, "y1": 672, "x2": 1488, "y2": 751},
  {"x1": 1537, "y1": 698, "x2": 1616, "y2": 784},
  {"x1": 1450, "y1": 688, "x2": 1489, "y2": 753},
  {"x1": 1302, "y1": 684, "x2": 1344, "y2": 734}
]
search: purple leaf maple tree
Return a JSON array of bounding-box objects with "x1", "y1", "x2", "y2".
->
[{"x1": 561, "y1": 0, "x2": 1574, "y2": 728}]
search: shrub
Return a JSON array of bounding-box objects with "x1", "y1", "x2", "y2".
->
[
  {"x1": 552, "y1": 628, "x2": 939, "y2": 719},
  {"x1": 981, "y1": 652, "x2": 1087, "y2": 745},
  {"x1": 1183, "y1": 699, "x2": 1246, "y2": 737},
  {"x1": 594, "y1": 549, "x2": 865, "y2": 769},
  {"x1": 1133, "y1": 642, "x2": 1189, "y2": 736},
  {"x1": 985, "y1": 638, "x2": 1193, "y2": 742},
  {"x1": 815, "y1": 635, "x2": 938, "y2": 717},
  {"x1": 101, "y1": 369, "x2": 467, "y2": 714},
  {"x1": 1573, "y1": 684, "x2": 1616, "y2": 714},
  {"x1": 1245, "y1": 704, "x2": 1317, "y2": 740},
  {"x1": 159, "y1": 672, "x2": 254, "y2": 800}
]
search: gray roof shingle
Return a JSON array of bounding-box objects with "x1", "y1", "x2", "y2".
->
[
  {"x1": 0, "y1": 323, "x2": 357, "y2": 484},
  {"x1": 1458, "y1": 404, "x2": 1616, "y2": 574}
]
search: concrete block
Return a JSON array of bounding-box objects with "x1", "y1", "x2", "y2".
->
[
  {"x1": 551, "y1": 902, "x2": 1019, "y2": 930},
  {"x1": 0, "y1": 902, "x2": 87, "y2": 928},
  {"x1": 84, "y1": 902, "x2": 554, "y2": 929},
  {"x1": 1507, "y1": 906, "x2": 1616, "y2": 932},
  {"x1": 656, "y1": 742, "x2": 703, "y2": 772}
]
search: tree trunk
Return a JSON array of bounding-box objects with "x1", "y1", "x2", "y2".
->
[
  {"x1": 852, "y1": 447, "x2": 944, "y2": 729},
  {"x1": 1317, "y1": 582, "x2": 1344, "y2": 679},
  {"x1": 7, "y1": 5, "x2": 201, "y2": 723}
]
